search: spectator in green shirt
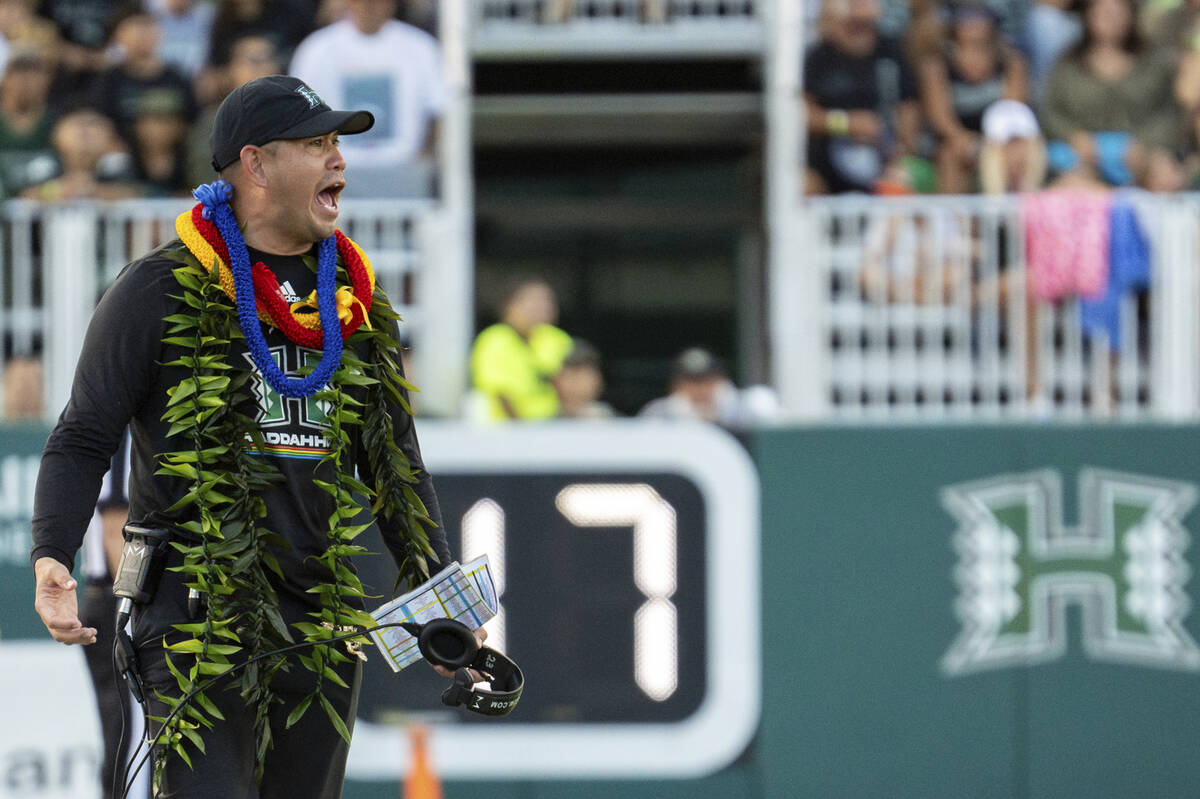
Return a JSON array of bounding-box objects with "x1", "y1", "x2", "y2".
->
[
  {"x1": 0, "y1": 42, "x2": 57, "y2": 198},
  {"x1": 470, "y1": 277, "x2": 573, "y2": 421},
  {"x1": 1041, "y1": 0, "x2": 1184, "y2": 190}
]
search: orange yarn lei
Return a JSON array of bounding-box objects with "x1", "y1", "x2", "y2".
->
[{"x1": 175, "y1": 204, "x2": 376, "y2": 349}]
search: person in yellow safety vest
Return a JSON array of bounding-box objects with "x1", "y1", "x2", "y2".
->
[{"x1": 470, "y1": 277, "x2": 573, "y2": 421}]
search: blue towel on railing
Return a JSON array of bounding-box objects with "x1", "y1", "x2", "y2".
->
[{"x1": 1080, "y1": 194, "x2": 1150, "y2": 346}]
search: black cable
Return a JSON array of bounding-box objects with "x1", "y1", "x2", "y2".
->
[
  {"x1": 110, "y1": 633, "x2": 129, "y2": 799},
  {"x1": 120, "y1": 622, "x2": 407, "y2": 799},
  {"x1": 112, "y1": 619, "x2": 150, "y2": 799}
]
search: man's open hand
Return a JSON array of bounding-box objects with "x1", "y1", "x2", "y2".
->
[{"x1": 33, "y1": 557, "x2": 97, "y2": 645}]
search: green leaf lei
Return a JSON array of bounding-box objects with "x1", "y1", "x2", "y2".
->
[{"x1": 149, "y1": 241, "x2": 435, "y2": 787}]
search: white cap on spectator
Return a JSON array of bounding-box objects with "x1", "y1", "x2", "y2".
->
[{"x1": 981, "y1": 100, "x2": 1039, "y2": 143}]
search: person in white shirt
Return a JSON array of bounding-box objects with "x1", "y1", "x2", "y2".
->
[
  {"x1": 289, "y1": 0, "x2": 445, "y2": 195},
  {"x1": 639, "y1": 348, "x2": 781, "y2": 431},
  {"x1": 147, "y1": 0, "x2": 216, "y2": 77}
]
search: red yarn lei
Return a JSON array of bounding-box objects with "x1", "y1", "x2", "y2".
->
[{"x1": 186, "y1": 204, "x2": 374, "y2": 349}]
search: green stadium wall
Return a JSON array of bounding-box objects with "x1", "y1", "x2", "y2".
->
[{"x1": 4, "y1": 423, "x2": 1200, "y2": 798}]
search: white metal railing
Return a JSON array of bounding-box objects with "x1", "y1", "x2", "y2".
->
[
  {"x1": 472, "y1": 0, "x2": 764, "y2": 57},
  {"x1": 762, "y1": 1, "x2": 1200, "y2": 422},
  {"x1": 769, "y1": 193, "x2": 1200, "y2": 422},
  {"x1": 1, "y1": 201, "x2": 43, "y2": 361},
  {"x1": 0, "y1": 198, "x2": 471, "y2": 420}
]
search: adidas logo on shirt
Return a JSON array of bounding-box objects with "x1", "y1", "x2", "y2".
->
[{"x1": 278, "y1": 280, "x2": 303, "y2": 303}]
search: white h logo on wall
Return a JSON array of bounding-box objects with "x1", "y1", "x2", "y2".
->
[{"x1": 941, "y1": 469, "x2": 1200, "y2": 675}]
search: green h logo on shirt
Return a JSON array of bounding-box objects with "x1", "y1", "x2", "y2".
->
[
  {"x1": 244, "y1": 347, "x2": 330, "y2": 429},
  {"x1": 941, "y1": 469, "x2": 1200, "y2": 675}
]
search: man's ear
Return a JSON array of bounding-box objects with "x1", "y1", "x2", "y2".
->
[{"x1": 239, "y1": 145, "x2": 269, "y2": 188}]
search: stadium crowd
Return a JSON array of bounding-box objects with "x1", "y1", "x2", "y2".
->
[
  {"x1": 1, "y1": 0, "x2": 1170, "y2": 424},
  {"x1": 9, "y1": 0, "x2": 1190, "y2": 203},
  {"x1": 0, "y1": 0, "x2": 789, "y2": 429},
  {"x1": 804, "y1": 0, "x2": 1200, "y2": 194},
  {"x1": 0, "y1": 0, "x2": 442, "y2": 202}
]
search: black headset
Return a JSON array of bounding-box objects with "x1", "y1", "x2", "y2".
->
[{"x1": 401, "y1": 618, "x2": 524, "y2": 717}]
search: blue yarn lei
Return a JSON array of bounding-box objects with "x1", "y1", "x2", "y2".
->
[{"x1": 193, "y1": 180, "x2": 343, "y2": 399}]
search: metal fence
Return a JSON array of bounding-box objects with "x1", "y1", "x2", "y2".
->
[
  {"x1": 762, "y1": 4, "x2": 1200, "y2": 423},
  {"x1": 472, "y1": 0, "x2": 764, "y2": 57},
  {"x1": 0, "y1": 198, "x2": 471, "y2": 420},
  {"x1": 477, "y1": 0, "x2": 758, "y2": 24},
  {"x1": 770, "y1": 193, "x2": 1200, "y2": 422}
]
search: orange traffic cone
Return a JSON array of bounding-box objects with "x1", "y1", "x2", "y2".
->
[{"x1": 403, "y1": 724, "x2": 442, "y2": 799}]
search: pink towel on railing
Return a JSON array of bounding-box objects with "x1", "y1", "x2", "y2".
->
[{"x1": 1021, "y1": 190, "x2": 1111, "y2": 302}]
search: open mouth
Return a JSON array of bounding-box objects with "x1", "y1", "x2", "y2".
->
[{"x1": 315, "y1": 182, "x2": 344, "y2": 213}]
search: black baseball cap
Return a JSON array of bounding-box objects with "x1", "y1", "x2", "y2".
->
[
  {"x1": 671, "y1": 348, "x2": 727, "y2": 381},
  {"x1": 209, "y1": 75, "x2": 374, "y2": 172}
]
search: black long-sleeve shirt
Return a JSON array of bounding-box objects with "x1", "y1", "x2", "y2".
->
[
  {"x1": 80, "y1": 430, "x2": 130, "y2": 582},
  {"x1": 31, "y1": 239, "x2": 450, "y2": 602}
]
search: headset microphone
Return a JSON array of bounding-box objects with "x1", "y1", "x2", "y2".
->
[{"x1": 401, "y1": 618, "x2": 524, "y2": 717}]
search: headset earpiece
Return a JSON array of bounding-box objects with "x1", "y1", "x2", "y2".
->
[
  {"x1": 401, "y1": 617, "x2": 525, "y2": 717},
  {"x1": 417, "y1": 617, "x2": 479, "y2": 670}
]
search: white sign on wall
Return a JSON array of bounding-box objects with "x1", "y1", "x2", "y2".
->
[{"x1": 0, "y1": 641, "x2": 102, "y2": 799}]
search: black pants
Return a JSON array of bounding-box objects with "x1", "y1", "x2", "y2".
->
[{"x1": 132, "y1": 553, "x2": 361, "y2": 799}]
